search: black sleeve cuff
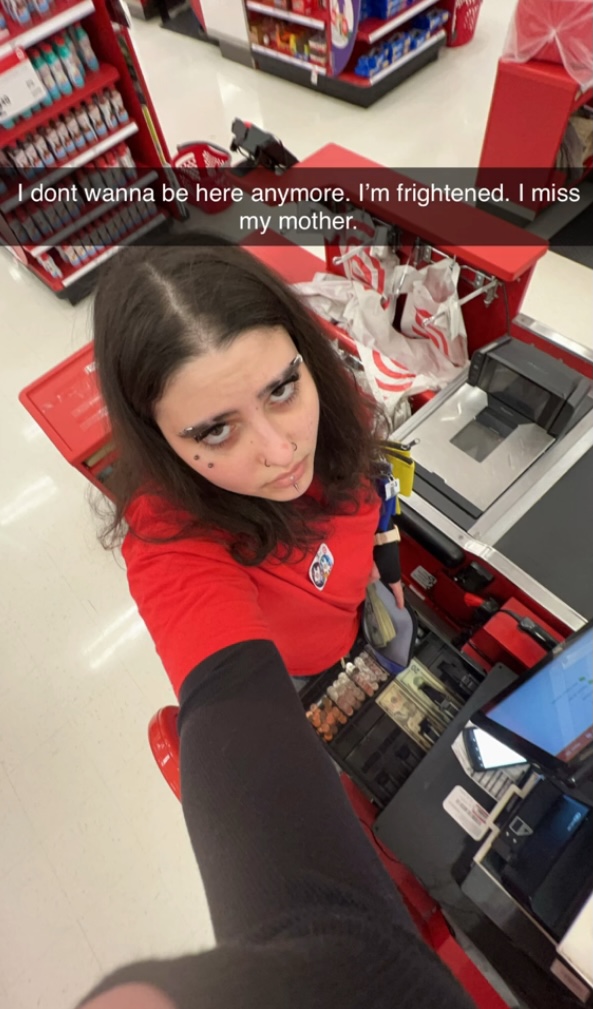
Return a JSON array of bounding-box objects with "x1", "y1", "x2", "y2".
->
[{"x1": 373, "y1": 518, "x2": 401, "y2": 585}]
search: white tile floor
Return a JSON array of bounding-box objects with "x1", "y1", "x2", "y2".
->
[{"x1": 1, "y1": 5, "x2": 592, "y2": 1007}]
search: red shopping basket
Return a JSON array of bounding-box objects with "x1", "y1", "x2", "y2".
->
[
  {"x1": 171, "y1": 141, "x2": 233, "y2": 213},
  {"x1": 447, "y1": 0, "x2": 482, "y2": 46}
]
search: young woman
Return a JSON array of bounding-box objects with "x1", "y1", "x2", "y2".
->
[
  {"x1": 93, "y1": 236, "x2": 404, "y2": 703},
  {"x1": 82, "y1": 237, "x2": 475, "y2": 1009}
]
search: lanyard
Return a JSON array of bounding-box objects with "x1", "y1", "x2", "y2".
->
[{"x1": 375, "y1": 466, "x2": 399, "y2": 533}]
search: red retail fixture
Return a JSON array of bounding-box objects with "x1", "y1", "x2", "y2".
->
[
  {"x1": 0, "y1": 0, "x2": 173, "y2": 302},
  {"x1": 478, "y1": 59, "x2": 593, "y2": 216},
  {"x1": 477, "y1": 0, "x2": 593, "y2": 216}
]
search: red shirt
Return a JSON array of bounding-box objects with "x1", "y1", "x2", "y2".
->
[{"x1": 123, "y1": 487, "x2": 380, "y2": 697}]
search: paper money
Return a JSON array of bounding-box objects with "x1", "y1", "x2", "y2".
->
[
  {"x1": 398, "y1": 659, "x2": 460, "y2": 732},
  {"x1": 376, "y1": 681, "x2": 432, "y2": 751},
  {"x1": 403, "y1": 657, "x2": 462, "y2": 705}
]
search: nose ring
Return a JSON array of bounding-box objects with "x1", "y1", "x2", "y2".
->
[{"x1": 264, "y1": 441, "x2": 298, "y2": 467}]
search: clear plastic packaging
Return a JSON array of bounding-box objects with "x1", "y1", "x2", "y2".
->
[{"x1": 502, "y1": 0, "x2": 593, "y2": 90}]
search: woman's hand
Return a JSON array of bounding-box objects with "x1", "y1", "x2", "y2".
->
[
  {"x1": 369, "y1": 562, "x2": 405, "y2": 609},
  {"x1": 390, "y1": 579, "x2": 405, "y2": 610}
]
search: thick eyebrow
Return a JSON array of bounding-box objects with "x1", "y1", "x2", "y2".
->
[{"x1": 178, "y1": 354, "x2": 302, "y2": 439}]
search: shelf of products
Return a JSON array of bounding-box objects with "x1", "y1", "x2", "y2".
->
[
  {"x1": 357, "y1": 0, "x2": 439, "y2": 44},
  {"x1": 251, "y1": 41, "x2": 326, "y2": 74},
  {"x1": 0, "y1": 0, "x2": 94, "y2": 58},
  {"x1": 0, "y1": 64, "x2": 119, "y2": 147},
  {"x1": 59, "y1": 211, "x2": 166, "y2": 284},
  {"x1": 1, "y1": 122, "x2": 138, "y2": 211},
  {"x1": 245, "y1": 1, "x2": 324, "y2": 30},
  {"x1": 1, "y1": 0, "x2": 173, "y2": 301},
  {"x1": 29, "y1": 168, "x2": 158, "y2": 252},
  {"x1": 342, "y1": 29, "x2": 446, "y2": 86}
]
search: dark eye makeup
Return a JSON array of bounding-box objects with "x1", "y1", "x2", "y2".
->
[
  {"x1": 180, "y1": 354, "x2": 303, "y2": 444},
  {"x1": 192, "y1": 371, "x2": 301, "y2": 445}
]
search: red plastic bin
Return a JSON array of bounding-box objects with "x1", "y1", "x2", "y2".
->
[
  {"x1": 446, "y1": 0, "x2": 482, "y2": 46},
  {"x1": 171, "y1": 141, "x2": 233, "y2": 213}
]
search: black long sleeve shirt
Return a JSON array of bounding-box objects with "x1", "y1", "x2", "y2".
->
[{"x1": 79, "y1": 640, "x2": 475, "y2": 1009}]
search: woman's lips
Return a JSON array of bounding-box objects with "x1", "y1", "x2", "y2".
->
[{"x1": 268, "y1": 456, "x2": 308, "y2": 488}]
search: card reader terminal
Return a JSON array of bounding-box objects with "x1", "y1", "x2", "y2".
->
[{"x1": 488, "y1": 779, "x2": 593, "y2": 940}]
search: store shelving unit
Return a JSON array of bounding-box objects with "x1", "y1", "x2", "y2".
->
[
  {"x1": 1, "y1": 123, "x2": 139, "y2": 213},
  {"x1": 0, "y1": 0, "x2": 172, "y2": 302},
  {"x1": 338, "y1": 30, "x2": 445, "y2": 88},
  {"x1": 357, "y1": 0, "x2": 440, "y2": 43},
  {"x1": 0, "y1": 65, "x2": 120, "y2": 149},
  {"x1": 56, "y1": 211, "x2": 167, "y2": 284},
  {"x1": 251, "y1": 41, "x2": 326, "y2": 74},
  {"x1": 28, "y1": 169, "x2": 158, "y2": 253},
  {"x1": 246, "y1": 1, "x2": 324, "y2": 30},
  {"x1": 244, "y1": 0, "x2": 450, "y2": 106},
  {"x1": 0, "y1": 0, "x2": 94, "y2": 57}
]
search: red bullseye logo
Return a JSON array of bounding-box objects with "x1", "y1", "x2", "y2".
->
[{"x1": 410, "y1": 306, "x2": 449, "y2": 357}]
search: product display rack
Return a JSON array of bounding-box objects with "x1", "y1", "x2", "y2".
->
[
  {"x1": 244, "y1": 0, "x2": 451, "y2": 107},
  {"x1": 251, "y1": 40, "x2": 327, "y2": 74},
  {"x1": 0, "y1": 0, "x2": 173, "y2": 302},
  {"x1": 28, "y1": 167, "x2": 158, "y2": 250},
  {"x1": 1, "y1": 122, "x2": 139, "y2": 212},
  {"x1": 246, "y1": 1, "x2": 324, "y2": 29},
  {"x1": 358, "y1": 0, "x2": 441, "y2": 42},
  {"x1": 0, "y1": 0, "x2": 94, "y2": 57},
  {"x1": 0, "y1": 64, "x2": 120, "y2": 149},
  {"x1": 46, "y1": 211, "x2": 167, "y2": 283}
]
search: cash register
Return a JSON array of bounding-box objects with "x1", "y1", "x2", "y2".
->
[
  {"x1": 465, "y1": 623, "x2": 593, "y2": 992},
  {"x1": 373, "y1": 622, "x2": 593, "y2": 1006}
]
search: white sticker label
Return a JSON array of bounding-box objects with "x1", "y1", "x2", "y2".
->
[
  {"x1": 0, "y1": 48, "x2": 47, "y2": 123},
  {"x1": 443, "y1": 785, "x2": 489, "y2": 841},
  {"x1": 411, "y1": 565, "x2": 437, "y2": 591},
  {"x1": 311, "y1": 69, "x2": 318, "y2": 86},
  {"x1": 550, "y1": 959, "x2": 590, "y2": 1003}
]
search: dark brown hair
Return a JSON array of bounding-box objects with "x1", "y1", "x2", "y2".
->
[{"x1": 93, "y1": 234, "x2": 385, "y2": 564}]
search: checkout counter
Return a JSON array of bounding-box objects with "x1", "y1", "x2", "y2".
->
[
  {"x1": 18, "y1": 143, "x2": 593, "y2": 1009},
  {"x1": 393, "y1": 330, "x2": 593, "y2": 626}
]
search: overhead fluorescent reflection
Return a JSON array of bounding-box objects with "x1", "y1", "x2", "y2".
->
[
  {"x1": 0, "y1": 476, "x2": 58, "y2": 525},
  {"x1": 84, "y1": 603, "x2": 145, "y2": 669},
  {"x1": 22, "y1": 420, "x2": 43, "y2": 442}
]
